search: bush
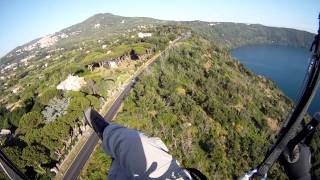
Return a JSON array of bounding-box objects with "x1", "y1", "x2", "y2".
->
[
  {"x1": 18, "y1": 111, "x2": 43, "y2": 134},
  {"x1": 68, "y1": 96, "x2": 90, "y2": 112},
  {"x1": 86, "y1": 95, "x2": 100, "y2": 109},
  {"x1": 37, "y1": 88, "x2": 61, "y2": 105}
]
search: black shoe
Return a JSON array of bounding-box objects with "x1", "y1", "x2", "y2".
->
[{"x1": 84, "y1": 108, "x2": 109, "y2": 139}]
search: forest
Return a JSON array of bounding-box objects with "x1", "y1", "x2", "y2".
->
[
  {"x1": 0, "y1": 25, "x2": 183, "y2": 179},
  {"x1": 82, "y1": 35, "x2": 320, "y2": 179}
]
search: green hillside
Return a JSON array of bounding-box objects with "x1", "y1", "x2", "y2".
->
[
  {"x1": 183, "y1": 21, "x2": 314, "y2": 49},
  {"x1": 0, "y1": 23, "x2": 182, "y2": 179},
  {"x1": 81, "y1": 35, "x2": 300, "y2": 179},
  {"x1": 0, "y1": 13, "x2": 314, "y2": 66},
  {"x1": 0, "y1": 13, "x2": 318, "y2": 179}
]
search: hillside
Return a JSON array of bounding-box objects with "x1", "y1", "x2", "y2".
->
[
  {"x1": 82, "y1": 35, "x2": 295, "y2": 179},
  {"x1": 0, "y1": 13, "x2": 165, "y2": 66},
  {"x1": 183, "y1": 21, "x2": 314, "y2": 49},
  {"x1": 0, "y1": 13, "x2": 318, "y2": 179},
  {"x1": 0, "y1": 21, "x2": 183, "y2": 178},
  {"x1": 0, "y1": 13, "x2": 314, "y2": 67}
]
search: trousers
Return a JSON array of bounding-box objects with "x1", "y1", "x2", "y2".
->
[{"x1": 101, "y1": 124, "x2": 192, "y2": 180}]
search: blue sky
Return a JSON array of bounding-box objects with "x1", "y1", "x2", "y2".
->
[{"x1": 0, "y1": 0, "x2": 318, "y2": 57}]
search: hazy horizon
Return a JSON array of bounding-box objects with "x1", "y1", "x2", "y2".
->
[{"x1": 0, "y1": 0, "x2": 318, "y2": 57}]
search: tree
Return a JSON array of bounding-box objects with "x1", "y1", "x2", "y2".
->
[
  {"x1": 37, "y1": 88, "x2": 61, "y2": 105},
  {"x1": 86, "y1": 95, "x2": 100, "y2": 109},
  {"x1": 21, "y1": 145, "x2": 50, "y2": 174},
  {"x1": 68, "y1": 96, "x2": 90, "y2": 112},
  {"x1": 18, "y1": 111, "x2": 43, "y2": 134},
  {"x1": 3, "y1": 146, "x2": 27, "y2": 172}
]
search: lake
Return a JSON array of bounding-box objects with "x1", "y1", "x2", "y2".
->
[{"x1": 231, "y1": 45, "x2": 319, "y2": 115}]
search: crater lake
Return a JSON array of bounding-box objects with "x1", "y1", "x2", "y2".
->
[{"x1": 231, "y1": 44, "x2": 319, "y2": 115}]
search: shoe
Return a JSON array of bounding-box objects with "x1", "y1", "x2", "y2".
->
[{"x1": 84, "y1": 108, "x2": 109, "y2": 139}]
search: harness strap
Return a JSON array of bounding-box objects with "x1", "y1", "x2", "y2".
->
[{"x1": 186, "y1": 168, "x2": 208, "y2": 180}]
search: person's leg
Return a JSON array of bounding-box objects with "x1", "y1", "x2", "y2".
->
[
  {"x1": 101, "y1": 124, "x2": 192, "y2": 179},
  {"x1": 84, "y1": 108, "x2": 191, "y2": 179}
]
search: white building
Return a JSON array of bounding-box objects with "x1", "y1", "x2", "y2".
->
[
  {"x1": 109, "y1": 61, "x2": 118, "y2": 69},
  {"x1": 138, "y1": 32, "x2": 152, "y2": 38},
  {"x1": 4, "y1": 63, "x2": 17, "y2": 70},
  {"x1": 94, "y1": 23, "x2": 101, "y2": 29}
]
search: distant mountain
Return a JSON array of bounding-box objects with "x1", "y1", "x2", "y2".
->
[
  {"x1": 0, "y1": 13, "x2": 315, "y2": 66},
  {"x1": 59, "y1": 13, "x2": 164, "y2": 39},
  {"x1": 183, "y1": 21, "x2": 314, "y2": 49},
  {"x1": 0, "y1": 13, "x2": 165, "y2": 66}
]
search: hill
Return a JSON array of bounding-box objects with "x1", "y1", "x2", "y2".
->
[
  {"x1": 82, "y1": 35, "x2": 294, "y2": 179},
  {"x1": 0, "y1": 13, "x2": 318, "y2": 179},
  {"x1": 0, "y1": 18, "x2": 183, "y2": 178},
  {"x1": 0, "y1": 13, "x2": 165, "y2": 66},
  {"x1": 183, "y1": 21, "x2": 314, "y2": 49},
  {"x1": 0, "y1": 13, "x2": 314, "y2": 66}
]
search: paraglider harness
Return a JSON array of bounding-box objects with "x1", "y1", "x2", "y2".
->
[{"x1": 241, "y1": 13, "x2": 320, "y2": 179}]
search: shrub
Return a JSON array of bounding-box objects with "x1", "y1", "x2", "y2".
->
[
  {"x1": 86, "y1": 95, "x2": 100, "y2": 109},
  {"x1": 37, "y1": 88, "x2": 61, "y2": 105},
  {"x1": 18, "y1": 111, "x2": 43, "y2": 134},
  {"x1": 68, "y1": 96, "x2": 90, "y2": 112}
]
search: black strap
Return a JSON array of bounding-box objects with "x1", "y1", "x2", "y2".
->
[
  {"x1": 287, "y1": 114, "x2": 320, "y2": 151},
  {"x1": 185, "y1": 168, "x2": 207, "y2": 180},
  {"x1": 257, "y1": 49, "x2": 320, "y2": 176},
  {"x1": 256, "y1": 14, "x2": 320, "y2": 176}
]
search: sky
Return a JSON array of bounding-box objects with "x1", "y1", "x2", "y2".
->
[{"x1": 0, "y1": 0, "x2": 318, "y2": 57}]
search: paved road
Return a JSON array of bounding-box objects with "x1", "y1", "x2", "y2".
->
[
  {"x1": 62, "y1": 80, "x2": 134, "y2": 180},
  {"x1": 62, "y1": 33, "x2": 190, "y2": 180}
]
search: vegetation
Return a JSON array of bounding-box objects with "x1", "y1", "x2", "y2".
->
[
  {"x1": 80, "y1": 146, "x2": 112, "y2": 179},
  {"x1": 81, "y1": 36, "x2": 301, "y2": 179},
  {"x1": 0, "y1": 13, "x2": 318, "y2": 179},
  {"x1": 185, "y1": 21, "x2": 314, "y2": 49},
  {"x1": 0, "y1": 22, "x2": 182, "y2": 179}
]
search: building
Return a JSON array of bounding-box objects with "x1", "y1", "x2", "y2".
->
[{"x1": 138, "y1": 32, "x2": 152, "y2": 38}]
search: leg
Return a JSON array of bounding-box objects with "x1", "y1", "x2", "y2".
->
[{"x1": 102, "y1": 124, "x2": 191, "y2": 179}]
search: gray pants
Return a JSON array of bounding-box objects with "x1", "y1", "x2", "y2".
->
[{"x1": 101, "y1": 124, "x2": 192, "y2": 180}]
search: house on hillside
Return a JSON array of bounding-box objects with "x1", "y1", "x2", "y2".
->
[
  {"x1": 86, "y1": 45, "x2": 156, "y2": 71},
  {"x1": 86, "y1": 52, "x2": 131, "y2": 71},
  {"x1": 138, "y1": 32, "x2": 152, "y2": 38},
  {"x1": 86, "y1": 49, "x2": 143, "y2": 71}
]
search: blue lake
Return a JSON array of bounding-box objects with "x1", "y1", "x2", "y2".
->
[{"x1": 231, "y1": 45, "x2": 319, "y2": 115}]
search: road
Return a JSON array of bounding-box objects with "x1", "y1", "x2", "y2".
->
[
  {"x1": 62, "y1": 33, "x2": 190, "y2": 180},
  {"x1": 62, "y1": 80, "x2": 134, "y2": 180}
]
